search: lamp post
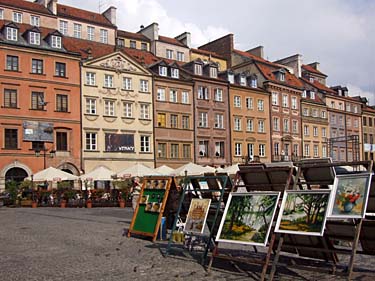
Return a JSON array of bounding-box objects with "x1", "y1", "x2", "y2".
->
[{"x1": 34, "y1": 142, "x2": 56, "y2": 169}]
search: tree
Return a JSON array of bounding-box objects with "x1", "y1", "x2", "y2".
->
[{"x1": 297, "y1": 194, "x2": 328, "y2": 224}]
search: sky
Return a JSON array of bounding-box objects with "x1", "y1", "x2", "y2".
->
[{"x1": 59, "y1": 0, "x2": 375, "y2": 105}]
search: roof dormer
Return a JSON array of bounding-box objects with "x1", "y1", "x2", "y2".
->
[
  {"x1": 194, "y1": 59, "x2": 204, "y2": 75},
  {"x1": 46, "y1": 30, "x2": 63, "y2": 49},
  {"x1": 273, "y1": 68, "x2": 286, "y2": 82},
  {"x1": 248, "y1": 74, "x2": 258, "y2": 88},
  {"x1": 4, "y1": 22, "x2": 19, "y2": 41},
  {"x1": 158, "y1": 61, "x2": 168, "y2": 76},
  {"x1": 227, "y1": 70, "x2": 234, "y2": 84},
  {"x1": 24, "y1": 26, "x2": 41, "y2": 45},
  {"x1": 169, "y1": 62, "x2": 179, "y2": 79}
]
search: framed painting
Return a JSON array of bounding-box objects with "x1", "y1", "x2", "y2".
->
[
  {"x1": 275, "y1": 190, "x2": 330, "y2": 236},
  {"x1": 328, "y1": 173, "x2": 372, "y2": 219},
  {"x1": 216, "y1": 192, "x2": 280, "y2": 246},
  {"x1": 184, "y1": 198, "x2": 211, "y2": 234},
  {"x1": 139, "y1": 195, "x2": 149, "y2": 204}
]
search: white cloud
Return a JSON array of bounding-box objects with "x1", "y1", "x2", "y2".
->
[{"x1": 348, "y1": 84, "x2": 375, "y2": 105}]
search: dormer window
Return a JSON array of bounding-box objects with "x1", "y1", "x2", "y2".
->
[
  {"x1": 13, "y1": 12, "x2": 22, "y2": 23},
  {"x1": 250, "y1": 75, "x2": 257, "y2": 88},
  {"x1": 210, "y1": 66, "x2": 218, "y2": 78},
  {"x1": 309, "y1": 77, "x2": 314, "y2": 83},
  {"x1": 30, "y1": 32, "x2": 40, "y2": 45},
  {"x1": 302, "y1": 90, "x2": 307, "y2": 98},
  {"x1": 51, "y1": 35, "x2": 62, "y2": 48},
  {"x1": 279, "y1": 72, "x2": 285, "y2": 81},
  {"x1": 171, "y1": 68, "x2": 179, "y2": 78},
  {"x1": 159, "y1": 66, "x2": 167, "y2": 76},
  {"x1": 240, "y1": 75, "x2": 246, "y2": 86},
  {"x1": 228, "y1": 73, "x2": 234, "y2": 84},
  {"x1": 310, "y1": 91, "x2": 315, "y2": 99},
  {"x1": 194, "y1": 63, "x2": 202, "y2": 75},
  {"x1": 6, "y1": 27, "x2": 17, "y2": 41}
]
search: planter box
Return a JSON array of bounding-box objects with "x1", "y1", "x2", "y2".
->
[{"x1": 21, "y1": 200, "x2": 33, "y2": 207}]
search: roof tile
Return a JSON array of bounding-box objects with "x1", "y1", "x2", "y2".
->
[{"x1": 0, "y1": 0, "x2": 51, "y2": 15}]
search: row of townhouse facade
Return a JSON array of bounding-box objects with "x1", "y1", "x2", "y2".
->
[{"x1": 0, "y1": 0, "x2": 373, "y2": 190}]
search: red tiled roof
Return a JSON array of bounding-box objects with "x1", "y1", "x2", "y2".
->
[
  {"x1": 190, "y1": 48, "x2": 227, "y2": 60},
  {"x1": 63, "y1": 37, "x2": 114, "y2": 59},
  {"x1": 363, "y1": 105, "x2": 375, "y2": 113},
  {"x1": 301, "y1": 77, "x2": 336, "y2": 94},
  {"x1": 57, "y1": 4, "x2": 114, "y2": 28},
  {"x1": 302, "y1": 64, "x2": 327, "y2": 77},
  {"x1": 0, "y1": 0, "x2": 51, "y2": 15},
  {"x1": 118, "y1": 30, "x2": 150, "y2": 41},
  {"x1": 158, "y1": 35, "x2": 186, "y2": 47},
  {"x1": 122, "y1": 47, "x2": 160, "y2": 65},
  {"x1": 233, "y1": 49, "x2": 268, "y2": 64}
]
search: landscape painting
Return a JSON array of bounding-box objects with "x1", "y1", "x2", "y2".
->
[
  {"x1": 328, "y1": 173, "x2": 372, "y2": 219},
  {"x1": 275, "y1": 190, "x2": 330, "y2": 236},
  {"x1": 216, "y1": 192, "x2": 280, "y2": 246},
  {"x1": 184, "y1": 199, "x2": 211, "y2": 234}
]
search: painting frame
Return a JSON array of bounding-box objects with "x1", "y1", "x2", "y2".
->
[
  {"x1": 216, "y1": 192, "x2": 281, "y2": 246},
  {"x1": 275, "y1": 190, "x2": 331, "y2": 236},
  {"x1": 328, "y1": 173, "x2": 372, "y2": 219},
  {"x1": 184, "y1": 198, "x2": 211, "y2": 234}
]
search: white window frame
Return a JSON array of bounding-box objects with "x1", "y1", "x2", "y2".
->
[
  {"x1": 13, "y1": 12, "x2": 22, "y2": 23},
  {"x1": 257, "y1": 99, "x2": 264, "y2": 111},
  {"x1": 210, "y1": 67, "x2": 217, "y2": 78},
  {"x1": 283, "y1": 119, "x2": 289, "y2": 132},
  {"x1": 199, "y1": 112, "x2": 208, "y2": 127},
  {"x1": 0, "y1": 9, "x2": 4, "y2": 20},
  {"x1": 282, "y1": 94, "x2": 288, "y2": 107},
  {"x1": 314, "y1": 145, "x2": 319, "y2": 157},
  {"x1": 181, "y1": 91, "x2": 189, "y2": 104},
  {"x1": 272, "y1": 92, "x2": 279, "y2": 105},
  {"x1": 292, "y1": 120, "x2": 298, "y2": 133},
  {"x1": 310, "y1": 91, "x2": 315, "y2": 99},
  {"x1": 169, "y1": 90, "x2": 177, "y2": 103},
  {"x1": 234, "y1": 117, "x2": 242, "y2": 131},
  {"x1": 313, "y1": 127, "x2": 318, "y2": 137},
  {"x1": 198, "y1": 86, "x2": 209, "y2": 100},
  {"x1": 123, "y1": 102, "x2": 133, "y2": 118},
  {"x1": 123, "y1": 77, "x2": 132, "y2": 90},
  {"x1": 59, "y1": 20, "x2": 68, "y2": 35},
  {"x1": 85, "y1": 72, "x2": 96, "y2": 86},
  {"x1": 215, "y1": 114, "x2": 224, "y2": 129},
  {"x1": 87, "y1": 26, "x2": 95, "y2": 41},
  {"x1": 177, "y1": 51, "x2": 184, "y2": 62},
  {"x1": 73, "y1": 23, "x2": 82, "y2": 38},
  {"x1": 100, "y1": 29, "x2": 108, "y2": 44},
  {"x1": 246, "y1": 97, "x2": 253, "y2": 109},
  {"x1": 235, "y1": 143, "x2": 242, "y2": 156},
  {"x1": 140, "y1": 104, "x2": 150, "y2": 119},
  {"x1": 273, "y1": 117, "x2": 280, "y2": 131},
  {"x1": 104, "y1": 100, "x2": 115, "y2": 116},
  {"x1": 247, "y1": 119, "x2": 254, "y2": 132},
  {"x1": 258, "y1": 120, "x2": 265, "y2": 133},
  {"x1": 322, "y1": 127, "x2": 326, "y2": 138},
  {"x1": 194, "y1": 64, "x2": 202, "y2": 75},
  {"x1": 104, "y1": 74, "x2": 114, "y2": 88},
  {"x1": 86, "y1": 98, "x2": 97, "y2": 114},
  {"x1": 159, "y1": 66, "x2": 167, "y2": 76},
  {"x1": 304, "y1": 144, "x2": 310, "y2": 157},
  {"x1": 29, "y1": 32, "x2": 40, "y2": 45},
  {"x1": 291, "y1": 96, "x2": 297, "y2": 109},
  {"x1": 85, "y1": 132, "x2": 97, "y2": 151},
  {"x1": 171, "y1": 68, "x2": 179, "y2": 78},
  {"x1": 259, "y1": 144, "x2": 266, "y2": 157},
  {"x1": 214, "y1": 88, "x2": 223, "y2": 102},
  {"x1": 6, "y1": 27, "x2": 17, "y2": 41},
  {"x1": 166, "y1": 49, "x2": 173, "y2": 59},
  {"x1": 157, "y1": 88, "x2": 165, "y2": 101},
  {"x1": 51, "y1": 35, "x2": 62, "y2": 48},
  {"x1": 140, "y1": 135, "x2": 151, "y2": 152},
  {"x1": 30, "y1": 15, "x2": 40, "y2": 27},
  {"x1": 304, "y1": 125, "x2": 309, "y2": 136},
  {"x1": 140, "y1": 80, "x2": 149, "y2": 92},
  {"x1": 234, "y1": 96, "x2": 241, "y2": 107}
]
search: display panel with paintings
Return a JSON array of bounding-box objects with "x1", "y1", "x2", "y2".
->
[
  {"x1": 328, "y1": 173, "x2": 372, "y2": 219},
  {"x1": 184, "y1": 198, "x2": 211, "y2": 234},
  {"x1": 275, "y1": 190, "x2": 330, "y2": 236},
  {"x1": 216, "y1": 192, "x2": 280, "y2": 246}
]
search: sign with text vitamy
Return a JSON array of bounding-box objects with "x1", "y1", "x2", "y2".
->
[
  {"x1": 105, "y1": 133, "x2": 134, "y2": 152},
  {"x1": 23, "y1": 121, "x2": 54, "y2": 142}
]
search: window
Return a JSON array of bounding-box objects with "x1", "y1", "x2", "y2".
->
[
  {"x1": 182, "y1": 116, "x2": 189, "y2": 129},
  {"x1": 354, "y1": 119, "x2": 359, "y2": 128},
  {"x1": 370, "y1": 118, "x2": 373, "y2": 127},
  {"x1": 123, "y1": 102, "x2": 133, "y2": 118},
  {"x1": 291, "y1": 96, "x2": 297, "y2": 109},
  {"x1": 247, "y1": 119, "x2": 254, "y2": 131},
  {"x1": 215, "y1": 141, "x2": 224, "y2": 157},
  {"x1": 31, "y1": 92, "x2": 44, "y2": 110},
  {"x1": 0, "y1": 9, "x2": 3, "y2": 19},
  {"x1": 279, "y1": 72, "x2": 285, "y2": 81},
  {"x1": 235, "y1": 143, "x2": 242, "y2": 156},
  {"x1": 330, "y1": 101, "x2": 335, "y2": 108},
  {"x1": 293, "y1": 144, "x2": 299, "y2": 156},
  {"x1": 322, "y1": 127, "x2": 326, "y2": 138},
  {"x1": 273, "y1": 117, "x2": 280, "y2": 131},
  {"x1": 234, "y1": 117, "x2": 241, "y2": 131},
  {"x1": 157, "y1": 88, "x2": 165, "y2": 101},
  {"x1": 177, "y1": 52, "x2": 184, "y2": 62},
  {"x1": 51, "y1": 35, "x2": 61, "y2": 48},
  {"x1": 346, "y1": 104, "x2": 351, "y2": 112},
  {"x1": 159, "y1": 66, "x2": 167, "y2": 76},
  {"x1": 314, "y1": 145, "x2": 319, "y2": 157},
  {"x1": 364, "y1": 133, "x2": 368, "y2": 143},
  {"x1": 157, "y1": 113, "x2": 166, "y2": 127},
  {"x1": 215, "y1": 114, "x2": 224, "y2": 129},
  {"x1": 250, "y1": 76, "x2": 257, "y2": 88},
  {"x1": 183, "y1": 144, "x2": 191, "y2": 158},
  {"x1": 258, "y1": 120, "x2": 265, "y2": 133},
  {"x1": 170, "y1": 144, "x2": 179, "y2": 158},
  {"x1": 140, "y1": 104, "x2": 150, "y2": 119},
  {"x1": 338, "y1": 102, "x2": 343, "y2": 110},
  {"x1": 199, "y1": 140, "x2": 209, "y2": 157},
  {"x1": 166, "y1": 49, "x2": 173, "y2": 59},
  {"x1": 123, "y1": 77, "x2": 132, "y2": 90},
  {"x1": 117, "y1": 38, "x2": 125, "y2": 47},
  {"x1": 170, "y1": 114, "x2": 178, "y2": 128},
  {"x1": 198, "y1": 86, "x2": 209, "y2": 100},
  {"x1": 6, "y1": 55, "x2": 19, "y2": 71},
  {"x1": 234, "y1": 96, "x2": 241, "y2": 107},
  {"x1": 6, "y1": 27, "x2": 17, "y2": 41},
  {"x1": 13, "y1": 12, "x2": 22, "y2": 23},
  {"x1": 257, "y1": 99, "x2": 264, "y2": 111},
  {"x1": 272, "y1": 92, "x2": 278, "y2": 105},
  {"x1": 87, "y1": 26, "x2": 95, "y2": 41},
  {"x1": 56, "y1": 94, "x2": 68, "y2": 112},
  {"x1": 140, "y1": 80, "x2": 149, "y2": 92},
  {"x1": 322, "y1": 145, "x2": 327, "y2": 158},
  {"x1": 331, "y1": 114, "x2": 336, "y2": 123},
  {"x1": 86, "y1": 72, "x2": 96, "y2": 85},
  {"x1": 292, "y1": 120, "x2": 298, "y2": 133},
  {"x1": 210, "y1": 67, "x2": 217, "y2": 78},
  {"x1": 214, "y1": 88, "x2": 223, "y2": 101},
  {"x1": 199, "y1": 112, "x2": 208, "y2": 127},
  {"x1": 310, "y1": 91, "x2": 315, "y2": 99},
  {"x1": 304, "y1": 144, "x2": 310, "y2": 157},
  {"x1": 303, "y1": 108, "x2": 309, "y2": 116},
  {"x1": 56, "y1": 132, "x2": 68, "y2": 151},
  {"x1": 100, "y1": 29, "x2": 108, "y2": 44},
  {"x1": 354, "y1": 105, "x2": 358, "y2": 114},
  {"x1": 240, "y1": 75, "x2": 246, "y2": 86},
  {"x1": 228, "y1": 73, "x2": 234, "y2": 84},
  {"x1": 86, "y1": 98, "x2": 96, "y2": 114},
  {"x1": 29, "y1": 32, "x2": 40, "y2": 45},
  {"x1": 4, "y1": 89, "x2": 17, "y2": 108},
  {"x1": 302, "y1": 90, "x2": 307, "y2": 98},
  {"x1": 363, "y1": 117, "x2": 367, "y2": 126},
  {"x1": 283, "y1": 119, "x2": 289, "y2": 132},
  {"x1": 347, "y1": 118, "x2": 351, "y2": 127},
  {"x1": 304, "y1": 125, "x2": 309, "y2": 136},
  {"x1": 313, "y1": 126, "x2": 318, "y2": 137},
  {"x1": 259, "y1": 144, "x2": 266, "y2": 157},
  {"x1": 171, "y1": 68, "x2": 179, "y2": 78},
  {"x1": 104, "y1": 74, "x2": 114, "y2": 88},
  {"x1": 312, "y1": 109, "x2": 318, "y2": 117},
  {"x1": 169, "y1": 90, "x2": 177, "y2": 103},
  {"x1": 321, "y1": 111, "x2": 326, "y2": 118},
  {"x1": 85, "y1": 132, "x2": 97, "y2": 150},
  {"x1": 158, "y1": 143, "x2": 166, "y2": 158},
  {"x1": 55, "y1": 62, "x2": 66, "y2": 77},
  {"x1": 248, "y1": 143, "x2": 254, "y2": 157},
  {"x1": 73, "y1": 23, "x2": 82, "y2": 38},
  {"x1": 59, "y1": 20, "x2": 68, "y2": 35},
  {"x1": 104, "y1": 100, "x2": 115, "y2": 116},
  {"x1": 141, "y1": 43, "x2": 147, "y2": 51},
  {"x1": 246, "y1": 97, "x2": 253, "y2": 109},
  {"x1": 181, "y1": 91, "x2": 189, "y2": 104},
  {"x1": 4, "y1": 129, "x2": 18, "y2": 149},
  {"x1": 282, "y1": 95, "x2": 288, "y2": 107},
  {"x1": 130, "y1": 40, "x2": 136, "y2": 48},
  {"x1": 274, "y1": 142, "x2": 280, "y2": 156},
  {"x1": 140, "y1": 136, "x2": 150, "y2": 152},
  {"x1": 31, "y1": 59, "x2": 43, "y2": 74},
  {"x1": 194, "y1": 63, "x2": 202, "y2": 75}
]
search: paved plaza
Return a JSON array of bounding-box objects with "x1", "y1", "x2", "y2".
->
[{"x1": 0, "y1": 207, "x2": 374, "y2": 281}]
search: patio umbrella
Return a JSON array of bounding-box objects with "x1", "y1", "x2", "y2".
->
[
  {"x1": 117, "y1": 163, "x2": 160, "y2": 178},
  {"x1": 80, "y1": 166, "x2": 115, "y2": 181},
  {"x1": 155, "y1": 165, "x2": 174, "y2": 175},
  {"x1": 222, "y1": 163, "x2": 240, "y2": 175},
  {"x1": 171, "y1": 162, "x2": 215, "y2": 176},
  {"x1": 26, "y1": 167, "x2": 78, "y2": 181}
]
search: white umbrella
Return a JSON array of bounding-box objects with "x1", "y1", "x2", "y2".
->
[
  {"x1": 223, "y1": 163, "x2": 240, "y2": 175},
  {"x1": 155, "y1": 165, "x2": 174, "y2": 175},
  {"x1": 80, "y1": 166, "x2": 115, "y2": 181},
  {"x1": 27, "y1": 167, "x2": 78, "y2": 181},
  {"x1": 172, "y1": 162, "x2": 215, "y2": 176},
  {"x1": 117, "y1": 163, "x2": 160, "y2": 178}
]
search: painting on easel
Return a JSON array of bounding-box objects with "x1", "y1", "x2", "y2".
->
[{"x1": 184, "y1": 198, "x2": 211, "y2": 234}]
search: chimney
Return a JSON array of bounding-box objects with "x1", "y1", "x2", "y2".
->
[
  {"x1": 246, "y1": 46, "x2": 264, "y2": 59},
  {"x1": 139, "y1": 23, "x2": 159, "y2": 41},
  {"x1": 102, "y1": 6, "x2": 117, "y2": 26},
  {"x1": 274, "y1": 54, "x2": 302, "y2": 77},
  {"x1": 175, "y1": 32, "x2": 191, "y2": 48},
  {"x1": 48, "y1": 0, "x2": 57, "y2": 15},
  {"x1": 36, "y1": 0, "x2": 48, "y2": 8},
  {"x1": 308, "y1": 62, "x2": 320, "y2": 71}
]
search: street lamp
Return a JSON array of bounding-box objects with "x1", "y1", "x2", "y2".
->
[{"x1": 34, "y1": 142, "x2": 56, "y2": 169}]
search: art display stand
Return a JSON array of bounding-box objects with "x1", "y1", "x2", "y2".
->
[
  {"x1": 164, "y1": 175, "x2": 229, "y2": 265},
  {"x1": 207, "y1": 164, "x2": 295, "y2": 281},
  {"x1": 128, "y1": 176, "x2": 176, "y2": 242},
  {"x1": 269, "y1": 160, "x2": 373, "y2": 281}
]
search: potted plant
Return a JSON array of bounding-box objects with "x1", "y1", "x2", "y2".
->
[
  {"x1": 5, "y1": 180, "x2": 19, "y2": 207},
  {"x1": 113, "y1": 179, "x2": 132, "y2": 208},
  {"x1": 57, "y1": 181, "x2": 72, "y2": 208}
]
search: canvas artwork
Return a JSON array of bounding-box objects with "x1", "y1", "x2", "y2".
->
[
  {"x1": 145, "y1": 202, "x2": 152, "y2": 212},
  {"x1": 151, "y1": 202, "x2": 162, "y2": 213},
  {"x1": 184, "y1": 198, "x2": 211, "y2": 234},
  {"x1": 216, "y1": 192, "x2": 280, "y2": 246},
  {"x1": 139, "y1": 195, "x2": 149, "y2": 204},
  {"x1": 275, "y1": 190, "x2": 330, "y2": 236},
  {"x1": 328, "y1": 173, "x2": 372, "y2": 219}
]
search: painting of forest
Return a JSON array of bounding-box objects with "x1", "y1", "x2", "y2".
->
[
  {"x1": 275, "y1": 190, "x2": 330, "y2": 236},
  {"x1": 216, "y1": 192, "x2": 280, "y2": 246}
]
